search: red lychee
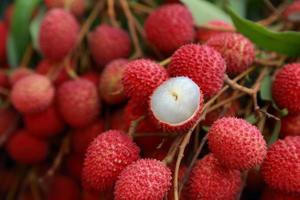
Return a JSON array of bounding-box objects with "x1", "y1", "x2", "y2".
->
[
  {"x1": 81, "y1": 71, "x2": 99, "y2": 87},
  {"x1": 282, "y1": 0, "x2": 300, "y2": 22},
  {"x1": 144, "y1": 4, "x2": 194, "y2": 54},
  {"x1": 47, "y1": 175, "x2": 80, "y2": 200},
  {"x1": 82, "y1": 130, "x2": 140, "y2": 192},
  {"x1": 9, "y1": 68, "x2": 34, "y2": 86},
  {"x1": 0, "y1": 108, "x2": 18, "y2": 138},
  {"x1": 261, "y1": 187, "x2": 300, "y2": 200},
  {"x1": 44, "y1": 0, "x2": 86, "y2": 17},
  {"x1": 281, "y1": 113, "x2": 300, "y2": 137},
  {"x1": 0, "y1": 69, "x2": 9, "y2": 88},
  {"x1": 88, "y1": 25, "x2": 131, "y2": 66},
  {"x1": 0, "y1": 21, "x2": 7, "y2": 63},
  {"x1": 168, "y1": 44, "x2": 226, "y2": 97},
  {"x1": 65, "y1": 153, "x2": 84, "y2": 180},
  {"x1": 39, "y1": 9, "x2": 79, "y2": 61}
]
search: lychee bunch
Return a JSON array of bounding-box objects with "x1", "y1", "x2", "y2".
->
[
  {"x1": 39, "y1": 9, "x2": 79, "y2": 61},
  {"x1": 186, "y1": 154, "x2": 242, "y2": 200},
  {"x1": 47, "y1": 175, "x2": 80, "y2": 200},
  {"x1": 82, "y1": 130, "x2": 140, "y2": 192},
  {"x1": 149, "y1": 76, "x2": 203, "y2": 132},
  {"x1": 168, "y1": 44, "x2": 226, "y2": 97},
  {"x1": 57, "y1": 78, "x2": 100, "y2": 128},
  {"x1": 11, "y1": 74, "x2": 55, "y2": 114},
  {"x1": 206, "y1": 32, "x2": 255, "y2": 74},
  {"x1": 272, "y1": 63, "x2": 300, "y2": 113},
  {"x1": 114, "y1": 159, "x2": 172, "y2": 200},
  {"x1": 44, "y1": 0, "x2": 86, "y2": 17},
  {"x1": 144, "y1": 4, "x2": 194, "y2": 54},
  {"x1": 261, "y1": 136, "x2": 300, "y2": 193},
  {"x1": 282, "y1": 0, "x2": 300, "y2": 22},
  {"x1": 281, "y1": 114, "x2": 300, "y2": 137},
  {"x1": 208, "y1": 117, "x2": 267, "y2": 170},
  {"x1": 88, "y1": 25, "x2": 131, "y2": 66}
]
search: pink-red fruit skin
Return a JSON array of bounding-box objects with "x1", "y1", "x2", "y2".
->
[
  {"x1": 261, "y1": 187, "x2": 300, "y2": 200},
  {"x1": 261, "y1": 136, "x2": 300, "y2": 193},
  {"x1": 168, "y1": 44, "x2": 226, "y2": 97},
  {"x1": 272, "y1": 63, "x2": 300, "y2": 113},
  {"x1": 0, "y1": 21, "x2": 7, "y2": 63},
  {"x1": 11, "y1": 74, "x2": 55, "y2": 114},
  {"x1": 208, "y1": 117, "x2": 267, "y2": 170},
  {"x1": 206, "y1": 33, "x2": 255, "y2": 74},
  {"x1": 122, "y1": 59, "x2": 169, "y2": 102},
  {"x1": 281, "y1": 114, "x2": 300, "y2": 137},
  {"x1": 187, "y1": 154, "x2": 242, "y2": 200},
  {"x1": 114, "y1": 159, "x2": 172, "y2": 200},
  {"x1": 82, "y1": 130, "x2": 140, "y2": 192},
  {"x1": 9, "y1": 68, "x2": 34, "y2": 86},
  {"x1": 144, "y1": 4, "x2": 194, "y2": 54},
  {"x1": 89, "y1": 25, "x2": 131, "y2": 66},
  {"x1": 197, "y1": 20, "x2": 234, "y2": 42},
  {"x1": 39, "y1": 9, "x2": 79, "y2": 61},
  {"x1": 57, "y1": 78, "x2": 100, "y2": 128}
]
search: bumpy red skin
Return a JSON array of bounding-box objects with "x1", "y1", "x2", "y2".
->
[
  {"x1": 281, "y1": 114, "x2": 300, "y2": 137},
  {"x1": 196, "y1": 20, "x2": 234, "y2": 42},
  {"x1": 11, "y1": 74, "x2": 55, "y2": 114},
  {"x1": 187, "y1": 154, "x2": 242, "y2": 200},
  {"x1": 122, "y1": 59, "x2": 169, "y2": 102},
  {"x1": 0, "y1": 22, "x2": 7, "y2": 63},
  {"x1": 39, "y1": 9, "x2": 79, "y2": 61},
  {"x1": 44, "y1": 0, "x2": 86, "y2": 17},
  {"x1": 88, "y1": 25, "x2": 131, "y2": 67},
  {"x1": 24, "y1": 104, "x2": 64, "y2": 138},
  {"x1": 261, "y1": 187, "x2": 300, "y2": 200},
  {"x1": 65, "y1": 154, "x2": 84, "y2": 180},
  {"x1": 144, "y1": 4, "x2": 194, "y2": 54},
  {"x1": 208, "y1": 117, "x2": 267, "y2": 170},
  {"x1": 114, "y1": 159, "x2": 172, "y2": 200},
  {"x1": 82, "y1": 130, "x2": 140, "y2": 192},
  {"x1": 282, "y1": 0, "x2": 300, "y2": 21},
  {"x1": 71, "y1": 119, "x2": 104, "y2": 154},
  {"x1": 9, "y1": 68, "x2": 34, "y2": 86},
  {"x1": 7, "y1": 130, "x2": 49, "y2": 164},
  {"x1": 261, "y1": 136, "x2": 300, "y2": 193},
  {"x1": 206, "y1": 33, "x2": 255, "y2": 75},
  {"x1": 57, "y1": 78, "x2": 100, "y2": 128},
  {"x1": 100, "y1": 59, "x2": 128, "y2": 105},
  {"x1": 168, "y1": 44, "x2": 226, "y2": 97},
  {"x1": 47, "y1": 175, "x2": 80, "y2": 200}
]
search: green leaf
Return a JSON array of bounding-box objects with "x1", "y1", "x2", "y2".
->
[
  {"x1": 180, "y1": 0, "x2": 231, "y2": 25},
  {"x1": 30, "y1": 7, "x2": 46, "y2": 52},
  {"x1": 245, "y1": 114, "x2": 257, "y2": 124},
  {"x1": 7, "y1": 0, "x2": 41, "y2": 67},
  {"x1": 226, "y1": 7, "x2": 300, "y2": 57},
  {"x1": 268, "y1": 120, "x2": 281, "y2": 146},
  {"x1": 228, "y1": 0, "x2": 247, "y2": 17},
  {"x1": 260, "y1": 74, "x2": 273, "y2": 101}
]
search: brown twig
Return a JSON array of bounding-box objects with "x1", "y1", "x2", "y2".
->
[
  {"x1": 162, "y1": 135, "x2": 184, "y2": 165},
  {"x1": 0, "y1": 114, "x2": 19, "y2": 147},
  {"x1": 133, "y1": 132, "x2": 176, "y2": 137},
  {"x1": 128, "y1": 116, "x2": 145, "y2": 138},
  {"x1": 207, "y1": 92, "x2": 246, "y2": 113},
  {"x1": 129, "y1": 1, "x2": 154, "y2": 14},
  {"x1": 199, "y1": 24, "x2": 235, "y2": 32},
  {"x1": 108, "y1": 0, "x2": 119, "y2": 27},
  {"x1": 255, "y1": 56, "x2": 286, "y2": 67},
  {"x1": 159, "y1": 57, "x2": 171, "y2": 66},
  {"x1": 20, "y1": 45, "x2": 33, "y2": 67}
]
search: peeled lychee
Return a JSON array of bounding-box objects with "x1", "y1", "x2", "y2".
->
[
  {"x1": 186, "y1": 154, "x2": 242, "y2": 200},
  {"x1": 47, "y1": 175, "x2": 80, "y2": 200},
  {"x1": 57, "y1": 78, "x2": 100, "y2": 128},
  {"x1": 88, "y1": 25, "x2": 131, "y2": 66},
  {"x1": 122, "y1": 59, "x2": 169, "y2": 102},
  {"x1": 7, "y1": 130, "x2": 49, "y2": 164},
  {"x1": 11, "y1": 74, "x2": 55, "y2": 114},
  {"x1": 272, "y1": 63, "x2": 300, "y2": 113},
  {"x1": 281, "y1": 114, "x2": 300, "y2": 137},
  {"x1": 144, "y1": 4, "x2": 194, "y2": 54},
  {"x1": 261, "y1": 136, "x2": 300, "y2": 193},
  {"x1": 82, "y1": 130, "x2": 140, "y2": 192},
  {"x1": 197, "y1": 20, "x2": 234, "y2": 42},
  {"x1": 168, "y1": 44, "x2": 226, "y2": 97},
  {"x1": 206, "y1": 32, "x2": 255, "y2": 74},
  {"x1": 99, "y1": 59, "x2": 128, "y2": 105},
  {"x1": 114, "y1": 159, "x2": 172, "y2": 200},
  {"x1": 9, "y1": 68, "x2": 34, "y2": 86},
  {"x1": 208, "y1": 117, "x2": 267, "y2": 170},
  {"x1": 282, "y1": 0, "x2": 300, "y2": 22},
  {"x1": 39, "y1": 9, "x2": 79, "y2": 61},
  {"x1": 44, "y1": 0, "x2": 86, "y2": 17},
  {"x1": 0, "y1": 21, "x2": 7, "y2": 63}
]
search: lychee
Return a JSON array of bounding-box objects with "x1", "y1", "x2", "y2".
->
[
  {"x1": 206, "y1": 32, "x2": 255, "y2": 74},
  {"x1": 281, "y1": 113, "x2": 300, "y2": 137},
  {"x1": 9, "y1": 68, "x2": 34, "y2": 86},
  {"x1": 114, "y1": 159, "x2": 172, "y2": 200},
  {"x1": 47, "y1": 175, "x2": 80, "y2": 200},
  {"x1": 88, "y1": 25, "x2": 131, "y2": 66},
  {"x1": 144, "y1": 4, "x2": 194, "y2": 54},
  {"x1": 168, "y1": 44, "x2": 226, "y2": 97},
  {"x1": 282, "y1": 0, "x2": 300, "y2": 22},
  {"x1": 82, "y1": 130, "x2": 140, "y2": 192},
  {"x1": 0, "y1": 108, "x2": 18, "y2": 138},
  {"x1": 261, "y1": 136, "x2": 300, "y2": 193},
  {"x1": 65, "y1": 153, "x2": 84, "y2": 180},
  {"x1": 44, "y1": 0, "x2": 86, "y2": 17},
  {"x1": 260, "y1": 187, "x2": 300, "y2": 200},
  {"x1": 57, "y1": 78, "x2": 100, "y2": 128},
  {"x1": 208, "y1": 117, "x2": 267, "y2": 170},
  {"x1": 0, "y1": 21, "x2": 7, "y2": 63},
  {"x1": 272, "y1": 63, "x2": 300, "y2": 113},
  {"x1": 81, "y1": 71, "x2": 99, "y2": 87},
  {"x1": 186, "y1": 154, "x2": 242, "y2": 200},
  {"x1": 39, "y1": 9, "x2": 79, "y2": 61},
  {"x1": 11, "y1": 74, "x2": 55, "y2": 114},
  {"x1": 0, "y1": 69, "x2": 9, "y2": 88}
]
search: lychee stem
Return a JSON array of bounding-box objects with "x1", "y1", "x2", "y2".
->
[
  {"x1": 127, "y1": 116, "x2": 145, "y2": 139},
  {"x1": 159, "y1": 57, "x2": 171, "y2": 66},
  {"x1": 107, "y1": 0, "x2": 119, "y2": 27}
]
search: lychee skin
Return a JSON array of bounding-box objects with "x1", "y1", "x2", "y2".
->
[
  {"x1": 65, "y1": 154, "x2": 84, "y2": 180},
  {"x1": 0, "y1": 108, "x2": 18, "y2": 138},
  {"x1": 261, "y1": 187, "x2": 300, "y2": 200},
  {"x1": 0, "y1": 70, "x2": 9, "y2": 88},
  {"x1": 57, "y1": 78, "x2": 100, "y2": 128},
  {"x1": 9, "y1": 68, "x2": 34, "y2": 86},
  {"x1": 122, "y1": 59, "x2": 169, "y2": 102},
  {"x1": 168, "y1": 44, "x2": 226, "y2": 97},
  {"x1": 206, "y1": 33, "x2": 255, "y2": 74},
  {"x1": 99, "y1": 59, "x2": 128, "y2": 105},
  {"x1": 272, "y1": 63, "x2": 300, "y2": 114},
  {"x1": 281, "y1": 114, "x2": 300, "y2": 137},
  {"x1": 144, "y1": 4, "x2": 194, "y2": 54},
  {"x1": 39, "y1": 9, "x2": 79, "y2": 61},
  {"x1": 88, "y1": 25, "x2": 131, "y2": 66},
  {"x1": 261, "y1": 136, "x2": 300, "y2": 193},
  {"x1": 7, "y1": 130, "x2": 49, "y2": 164},
  {"x1": 282, "y1": 0, "x2": 300, "y2": 21},
  {"x1": 114, "y1": 159, "x2": 172, "y2": 200},
  {"x1": 0, "y1": 21, "x2": 7, "y2": 63},
  {"x1": 208, "y1": 117, "x2": 267, "y2": 170},
  {"x1": 44, "y1": 0, "x2": 86, "y2": 17},
  {"x1": 47, "y1": 175, "x2": 80, "y2": 200},
  {"x1": 186, "y1": 154, "x2": 242, "y2": 200},
  {"x1": 82, "y1": 130, "x2": 140, "y2": 192},
  {"x1": 11, "y1": 74, "x2": 55, "y2": 114}
]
